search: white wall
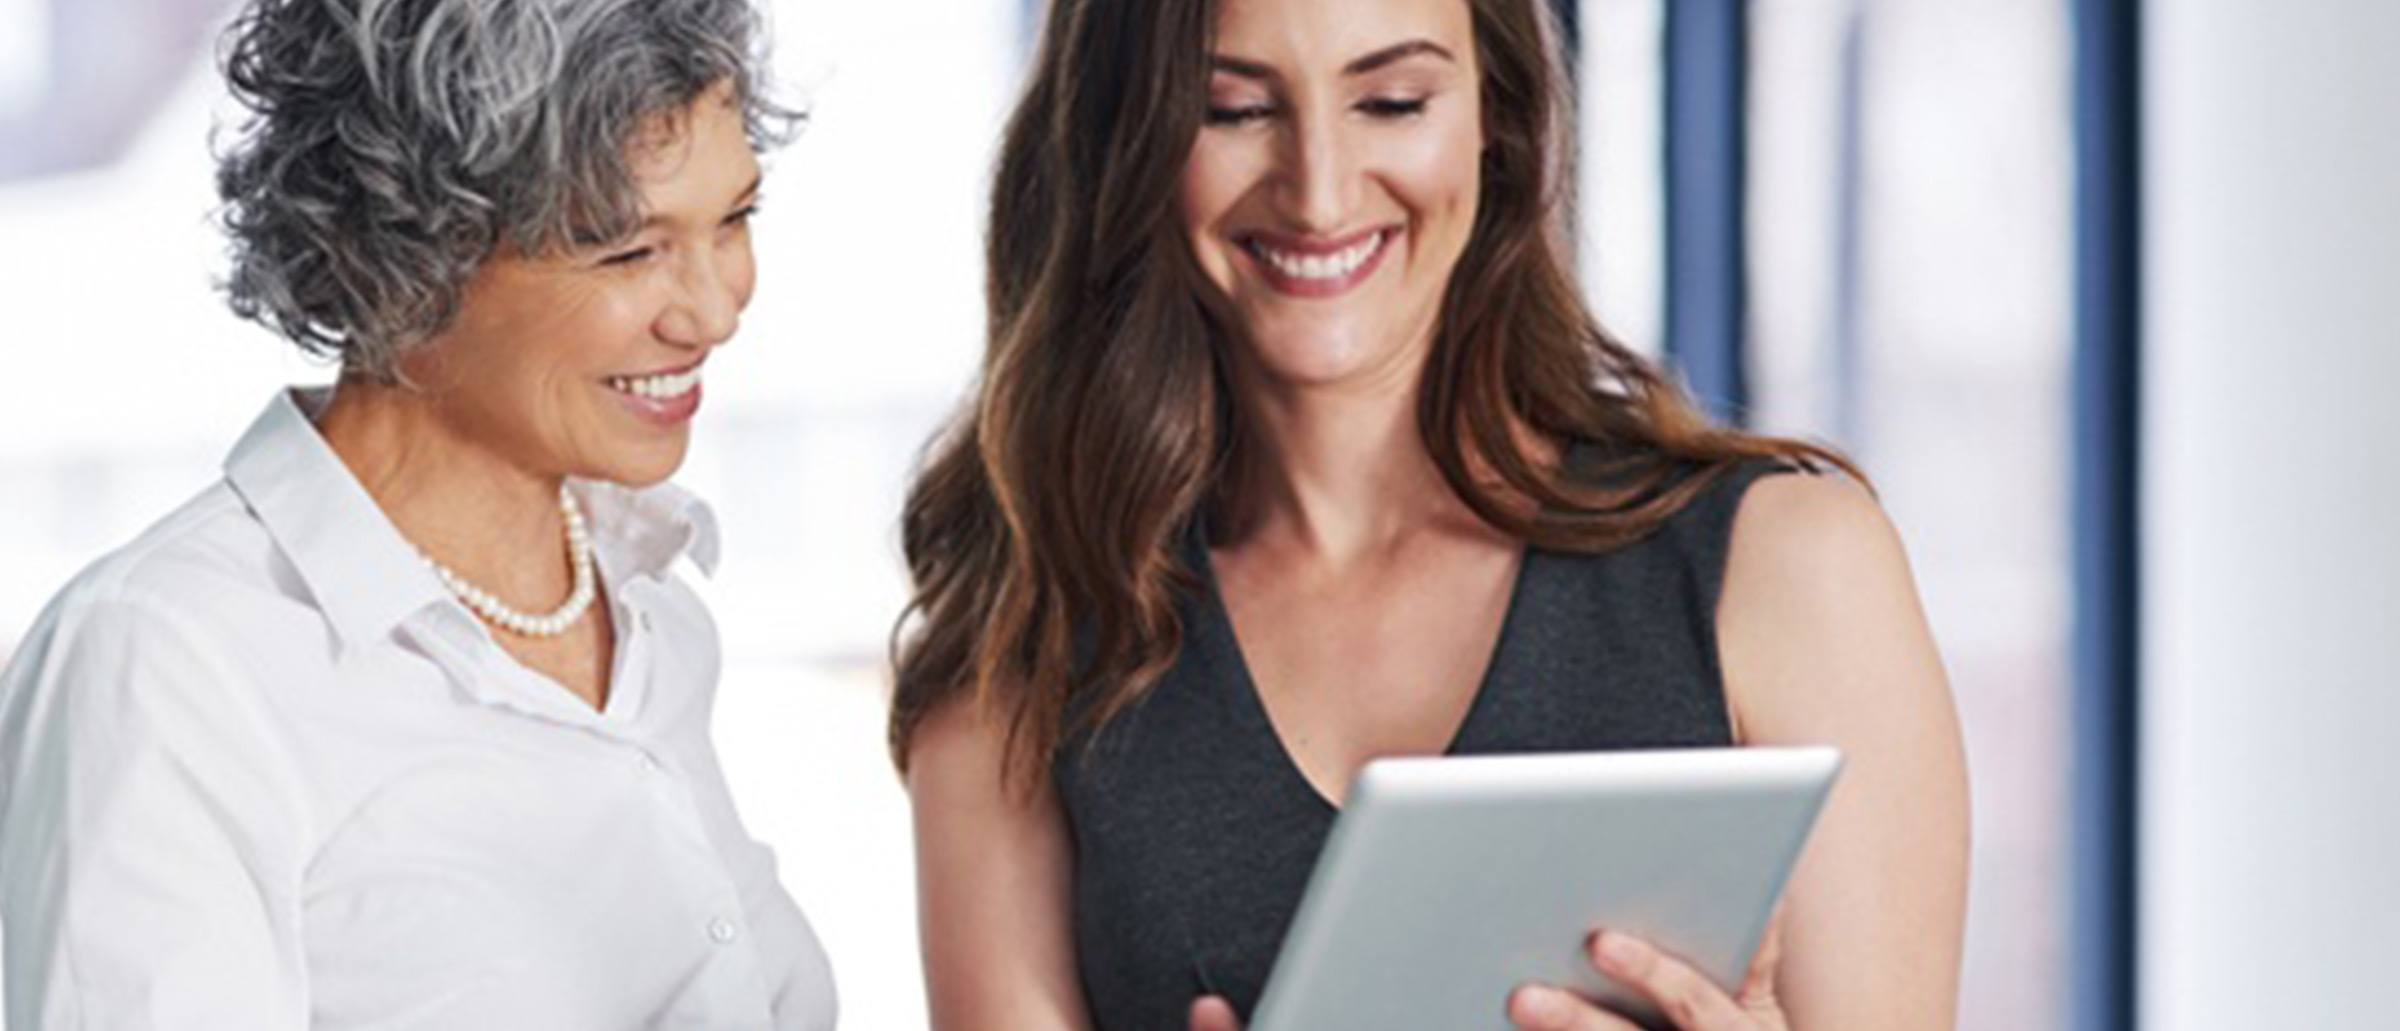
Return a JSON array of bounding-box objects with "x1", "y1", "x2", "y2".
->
[{"x1": 2141, "y1": 2, "x2": 2400, "y2": 1027}]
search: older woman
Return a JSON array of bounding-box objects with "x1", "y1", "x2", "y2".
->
[
  {"x1": 0, "y1": 0, "x2": 834, "y2": 1027},
  {"x1": 896, "y1": 0, "x2": 1967, "y2": 1029}
]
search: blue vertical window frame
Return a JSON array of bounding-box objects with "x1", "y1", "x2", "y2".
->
[
  {"x1": 1828, "y1": 7, "x2": 1868, "y2": 448},
  {"x1": 2069, "y1": 1, "x2": 2140, "y2": 1030},
  {"x1": 1663, "y1": 0, "x2": 1751, "y2": 426}
]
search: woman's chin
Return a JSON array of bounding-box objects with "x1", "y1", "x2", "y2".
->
[
  {"x1": 1239, "y1": 326, "x2": 1413, "y2": 391},
  {"x1": 582, "y1": 439, "x2": 689, "y2": 489}
]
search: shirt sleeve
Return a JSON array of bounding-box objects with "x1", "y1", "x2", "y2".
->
[{"x1": 0, "y1": 591, "x2": 314, "y2": 1030}]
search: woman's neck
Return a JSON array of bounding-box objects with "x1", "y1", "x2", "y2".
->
[
  {"x1": 1228, "y1": 360, "x2": 1478, "y2": 567},
  {"x1": 313, "y1": 378, "x2": 574, "y2": 604}
]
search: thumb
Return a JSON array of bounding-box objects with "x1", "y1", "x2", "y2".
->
[
  {"x1": 1738, "y1": 900, "x2": 1789, "y2": 1006},
  {"x1": 1189, "y1": 995, "x2": 1244, "y2": 1031}
]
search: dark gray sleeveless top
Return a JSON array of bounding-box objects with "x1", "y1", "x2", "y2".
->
[{"x1": 1052, "y1": 460, "x2": 1789, "y2": 1030}]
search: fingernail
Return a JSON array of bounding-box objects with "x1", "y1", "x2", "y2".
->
[
  {"x1": 1597, "y1": 931, "x2": 1642, "y2": 966},
  {"x1": 1516, "y1": 985, "x2": 1572, "y2": 1024}
]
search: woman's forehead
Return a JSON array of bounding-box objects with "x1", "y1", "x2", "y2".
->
[
  {"x1": 624, "y1": 88, "x2": 758, "y2": 214},
  {"x1": 1208, "y1": 0, "x2": 1473, "y2": 67}
]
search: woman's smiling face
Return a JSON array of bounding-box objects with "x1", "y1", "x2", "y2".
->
[
  {"x1": 402, "y1": 82, "x2": 763, "y2": 488},
  {"x1": 1179, "y1": 0, "x2": 1483, "y2": 392}
]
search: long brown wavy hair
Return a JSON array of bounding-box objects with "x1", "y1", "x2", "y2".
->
[{"x1": 889, "y1": 0, "x2": 1857, "y2": 784}]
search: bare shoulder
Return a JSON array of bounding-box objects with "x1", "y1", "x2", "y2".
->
[
  {"x1": 1715, "y1": 471, "x2": 1946, "y2": 740},
  {"x1": 902, "y1": 692, "x2": 1062, "y2": 826},
  {"x1": 902, "y1": 693, "x2": 1014, "y2": 796},
  {"x1": 1724, "y1": 471, "x2": 1910, "y2": 599}
]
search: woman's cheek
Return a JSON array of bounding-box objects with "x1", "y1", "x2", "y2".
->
[
  {"x1": 1176, "y1": 150, "x2": 1244, "y2": 291},
  {"x1": 1386, "y1": 118, "x2": 1480, "y2": 215}
]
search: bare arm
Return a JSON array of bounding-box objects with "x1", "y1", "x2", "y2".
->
[
  {"x1": 1717, "y1": 475, "x2": 1971, "y2": 1029},
  {"x1": 905, "y1": 697, "x2": 1094, "y2": 1031}
]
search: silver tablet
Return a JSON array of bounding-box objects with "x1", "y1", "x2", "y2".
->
[{"x1": 1249, "y1": 746, "x2": 1842, "y2": 1031}]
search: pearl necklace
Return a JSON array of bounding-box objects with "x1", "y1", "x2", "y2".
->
[{"x1": 420, "y1": 483, "x2": 597, "y2": 638}]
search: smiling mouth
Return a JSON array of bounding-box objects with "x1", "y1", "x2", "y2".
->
[
  {"x1": 604, "y1": 364, "x2": 702, "y2": 401},
  {"x1": 1239, "y1": 227, "x2": 1398, "y2": 297}
]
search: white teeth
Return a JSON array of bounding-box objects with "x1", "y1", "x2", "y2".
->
[
  {"x1": 1255, "y1": 231, "x2": 1384, "y2": 281},
  {"x1": 607, "y1": 367, "x2": 702, "y2": 400}
]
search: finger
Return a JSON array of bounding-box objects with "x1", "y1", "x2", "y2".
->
[
  {"x1": 1506, "y1": 983, "x2": 1644, "y2": 1031},
  {"x1": 1737, "y1": 902, "x2": 1788, "y2": 1004},
  {"x1": 1188, "y1": 995, "x2": 1243, "y2": 1031},
  {"x1": 1590, "y1": 931, "x2": 1750, "y2": 1029}
]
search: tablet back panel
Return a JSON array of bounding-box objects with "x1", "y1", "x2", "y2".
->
[{"x1": 1250, "y1": 747, "x2": 1840, "y2": 1031}]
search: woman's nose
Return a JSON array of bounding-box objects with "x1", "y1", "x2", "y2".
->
[
  {"x1": 1276, "y1": 109, "x2": 1357, "y2": 232},
  {"x1": 657, "y1": 249, "x2": 743, "y2": 348}
]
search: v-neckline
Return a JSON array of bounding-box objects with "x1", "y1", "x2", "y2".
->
[
  {"x1": 463, "y1": 545, "x2": 637, "y2": 726},
  {"x1": 1194, "y1": 528, "x2": 1536, "y2": 814}
]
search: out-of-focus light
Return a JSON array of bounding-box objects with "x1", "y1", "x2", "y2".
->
[
  {"x1": 0, "y1": 0, "x2": 48, "y2": 118},
  {"x1": 1581, "y1": 0, "x2": 1666, "y2": 360}
]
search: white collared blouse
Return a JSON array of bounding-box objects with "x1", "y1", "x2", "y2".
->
[{"x1": 0, "y1": 391, "x2": 837, "y2": 1030}]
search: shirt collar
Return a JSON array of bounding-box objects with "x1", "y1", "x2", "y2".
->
[
  {"x1": 222, "y1": 388, "x2": 724, "y2": 654},
  {"x1": 570, "y1": 477, "x2": 722, "y2": 581},
  {"x1": 223, "y1": 388, "x2": 450, "y2": 654}
]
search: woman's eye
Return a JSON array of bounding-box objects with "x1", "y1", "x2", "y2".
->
[
  {"x1": 598, "y1": 245, "x2": 655, "y2": 267},
  {"x1": 1358, "y1": 96, "x2": 1429, "y2": 119},
  {"x1": 1205, "y1": 104, "x2": 1276, "y2": 126},
  {"x1": 723, "y1": 203, "x2": 760, "y2": 227}
]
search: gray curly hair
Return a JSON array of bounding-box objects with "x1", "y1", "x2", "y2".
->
[{"x1": 215, "y1": 0, "x2": 801, "y2": 381}]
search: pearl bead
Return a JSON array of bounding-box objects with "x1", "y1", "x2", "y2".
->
[{"x1": 417, "y1": 482, "x2": 597, "y2": 639}]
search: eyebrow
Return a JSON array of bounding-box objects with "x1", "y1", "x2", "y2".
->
[
  {"x1": 1343, "y1": 39, "x2": 1455, "y2": 75},
  {"x1": 1210, "y1": 39, "x2": 1458, "y2": 81}
]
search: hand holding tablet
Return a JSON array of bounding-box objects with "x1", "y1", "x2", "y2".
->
[
  {"x1": 1507, "y1": 910, "x2": 1792, "y2": 1030},
  {"x1": 1201, "y1": 747, "x2": 1840, "y2": 1031}
]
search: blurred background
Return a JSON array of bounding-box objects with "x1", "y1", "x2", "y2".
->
[{"x1": 0, "y1": 1, "x2": 2390, "y2": 1028}]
